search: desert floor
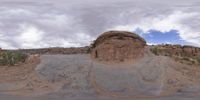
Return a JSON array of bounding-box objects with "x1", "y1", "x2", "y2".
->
[{"x1": 0, "y1": 48, "x2": 200, "y2": 100}]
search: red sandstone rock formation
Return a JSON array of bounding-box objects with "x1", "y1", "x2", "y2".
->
[
  {"x1": 91, "y1": 31, "x2": 146, "y2": 62},
  {"x1": 152, "y1": 44, "x2": 200, "y2": 57}
]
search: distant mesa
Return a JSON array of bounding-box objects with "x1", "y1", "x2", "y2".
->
[{"x1": 90, "y1": 31, "x2": 146, "y2": 62}]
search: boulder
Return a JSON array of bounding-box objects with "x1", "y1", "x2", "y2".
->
[{"x1": 91, "y1": 31, "x2": 146, "y2": 62}]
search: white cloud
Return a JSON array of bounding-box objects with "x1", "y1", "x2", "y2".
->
[
  {"x1": 37, "y1": 14, "x2": 72, "y2": 28},
  {"x1": 12, "y1": 24, "x2": 93, "y2": 49},
  {"x1": 18, "y1": 24, "x2": 43, "y2": 43},
  {"x1": 111, "y1": 11, "x2": 200, "y2": 47},
  {"x1": 0, "y1": 0, "x2": 200, "y2": 49},
  {"x1": 0, "y1": 7, "x2": 90, "y2": 49},
  {"x1": 0, "y1": 42, "x2": 13, "y2": 49},
  {"x1": 147, "y1": 42, "x2": 157, "y2": 46},
  {"x1": 0, "y1": 7, "x2": 35, "y2": 19},
  {"x1": 75, "y1": 33, "x2": 95, "y2": 45}
]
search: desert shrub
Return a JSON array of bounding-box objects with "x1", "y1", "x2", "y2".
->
[
  {"x1": 182, "y1": 57, "x2": 190, "y2": 61},
  {"x1": 151, "y1": 46, "x2": 159, "y2": 55},
  {"x1": 0, "y1": 51, "x2": 27, "y2": 66},
  {"x1": 196, "y1": 56, "x2": 200, "y2": 64}
]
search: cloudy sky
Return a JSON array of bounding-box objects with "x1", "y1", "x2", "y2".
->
[{"x1": 0, "y1": 0, "x2": 200, "y2": 49}]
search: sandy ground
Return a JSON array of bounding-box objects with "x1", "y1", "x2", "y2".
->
[{"x1": 0, "y1": 48, "x2": 200, "y2": 100}]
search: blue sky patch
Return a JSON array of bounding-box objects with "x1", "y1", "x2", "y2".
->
[{"x1": 134, "y1": 29, "x2": 186, "y2": 45}]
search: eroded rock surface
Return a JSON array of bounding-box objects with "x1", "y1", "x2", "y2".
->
[
  {"x1": 151, "y1": 44, "x2": 200, "y2": 57},
  {"x1": 91, "y1": 31, "x2": 146, "y2": 62}
]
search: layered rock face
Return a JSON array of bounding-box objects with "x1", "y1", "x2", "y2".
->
[
  {"x1": 153, "y1": 44, "x2": 200, "y2": 57},
  {"x1": 91, "y1": 31, "x2": 146, "y2": 62}
]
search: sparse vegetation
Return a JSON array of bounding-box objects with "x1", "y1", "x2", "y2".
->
[
  {"x1": 182, "y1": 57, "x2": 190, "y2": 61},
  {"x1": 0, "y1": 51, "x2": 27, "y2": 66},
  {"x1": 150, "y1": 45, "x2": 200, "y2": 65},
  {"x1": 151, "y1": 46, "x2": 159, "y2": 55},
  {"x1": 196, "y1": 56, "x2": 200, "y2": 64},
  {"x1": 176, "y1": 56, "x2": 200, "y2": 65}
]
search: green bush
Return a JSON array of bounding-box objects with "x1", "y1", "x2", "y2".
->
[
  {"x1": 151, "y1": 47, "x2": 159, "y2": 55},
  {"x1": 0, "y1": 51, "x2": 27, "y2": 66},
  {"x1": 196, "y1": 56, "x2": 200, "y2": 64}
]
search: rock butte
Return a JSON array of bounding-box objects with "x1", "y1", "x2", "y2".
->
[{"x1": 91, "y1": 31, "x2": 146, "y2": 62}]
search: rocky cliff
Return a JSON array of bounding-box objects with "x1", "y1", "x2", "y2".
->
[{"x1": 151, "y1": 44, "x2": 200, "y2": 65}]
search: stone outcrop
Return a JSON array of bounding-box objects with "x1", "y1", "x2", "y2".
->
[
  {"x1": 152, "y1": 44, "x2": 200, "y2": 57},
  {"x1": 90, "y1": 31, "x2": 146, "y2": 62}
]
